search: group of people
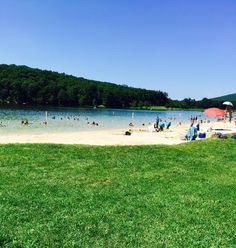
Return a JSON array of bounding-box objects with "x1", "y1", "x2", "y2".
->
[
  {"x1": 189, "y1": 115, "x2": 198, "y2": 122},
  {"x1": 127, "y1": 116, "x2": 172, "y2": 133},
  {"x1": 52, "y1": 115, "x2": 99, "y2": 125},
  {"x1": 154, "y1": 116, "x2": 171, "y2": 132},
  {"x1": 21, "y1": 119, "x2": 29, "y2": 126},
  {"x1": 18, "y1": 115, "x2": 100, "y2": 127}
]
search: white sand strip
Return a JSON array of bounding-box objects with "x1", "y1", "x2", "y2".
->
[{"x1": 0, "y1": 122, "x2": 235, "y2": 146}]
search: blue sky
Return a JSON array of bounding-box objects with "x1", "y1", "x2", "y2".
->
[{"x1": 0, "y1": 0, "x2": 235, "y2": 99}]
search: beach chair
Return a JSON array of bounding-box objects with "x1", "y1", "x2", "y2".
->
[
  {"x1": 185, "y1": 126, "x2": 197, "y2": 141},
  {"x1": 166, "y1": 121, "x2": 171, "y2": 129},
  {"x1": 159, "y1": 122, "x2": 165, "y2": 131}
]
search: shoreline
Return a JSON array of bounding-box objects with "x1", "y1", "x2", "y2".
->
[
  {"x1": 0, "y1": 104, "x2": 205, "y2": 111},
  {"x1": 0, "y1": 122, "x2": 235, "y2": 146}
]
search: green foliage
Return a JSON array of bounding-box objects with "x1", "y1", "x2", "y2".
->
[
  {"x1": 0, "y1": 140, "x2": 236, "y2": 247},
  {"x1": 0, "y1": 64, "x2": 168, "y2": 108},
  {"x1": 166, "y1": 97, "x2": 236, "y2": 110},
  {"x1": 213, "y1": 93, "x2": 236, "y2": 101}
]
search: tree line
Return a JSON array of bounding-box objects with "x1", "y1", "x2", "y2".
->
[
  {"x1": 167, "y1": 98, "x2": 236, "y2": 110},
  {"x1": 0, "y1": 64, "x2": 168, "y2": 108},
  {"x1": 0, "y1": 64, "x2": 234, "y2": 109}
]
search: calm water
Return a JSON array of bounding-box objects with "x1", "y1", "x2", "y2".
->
[{"x1": 0, "y1": 107, "x2": 206, "y2": 134}]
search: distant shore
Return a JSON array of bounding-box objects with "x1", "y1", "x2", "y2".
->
[{"x1": 0, "y1": 103, "x2": 204, "y2": 112}]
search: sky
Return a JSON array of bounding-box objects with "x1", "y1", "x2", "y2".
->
[{"x1": 0, "y1": 0, "x2": 235, "y2": 100}]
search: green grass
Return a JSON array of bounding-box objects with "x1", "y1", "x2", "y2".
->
[
  {"x1": 149, "y1": 106, "x2": 204, "y2": 111},
  {"x1": 0, "y1": 140, "x2": 236, "y2": 247}
]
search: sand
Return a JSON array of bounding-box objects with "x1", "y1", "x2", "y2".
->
[{"x1": 0, "y1": 121, "x2": 236, "y2": 146}]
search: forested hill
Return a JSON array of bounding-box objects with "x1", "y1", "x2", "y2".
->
[
  {"x1": 0, "y1": 64, "x2": 168, "y2": 108},
  {"x1": 213, "y1": 93, "x2": 236, "y2": 101}
]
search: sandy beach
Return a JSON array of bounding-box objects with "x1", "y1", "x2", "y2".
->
[{"x1": 0, "y1": 121, "x2": 235, "y2": 146}]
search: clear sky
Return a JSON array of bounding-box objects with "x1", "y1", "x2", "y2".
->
[{"x1": 0, "y1": 0, "x2": 235, "y2": 99}]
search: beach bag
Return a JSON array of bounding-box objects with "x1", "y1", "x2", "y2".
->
[{"x1": 198, "y1": 132, "x2": 206, "y2": 139}]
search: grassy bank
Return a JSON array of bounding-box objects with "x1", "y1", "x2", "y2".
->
[
  {"x1": 0, "y1": 140, "x2": 236, "y2": 247},
  {"x1": 128, "y1": 106, "x2": 204, "y2": 111},
  {"x1": 148, "y1": 106, "x2": 204, "y2": 111}
]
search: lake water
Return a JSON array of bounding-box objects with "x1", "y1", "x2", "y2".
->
[{"x1": 0, "y1": 107, "x2": 207, "y2": 133}]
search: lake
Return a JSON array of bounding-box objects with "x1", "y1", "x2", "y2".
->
[{"x1": 0, "y1": 107, "x2": 207, "y2": 133}]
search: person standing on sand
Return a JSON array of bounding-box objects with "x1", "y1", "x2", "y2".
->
[
  {"x1": 155, "y1": 115, "x2": 160, "y2": 129},
  {"x1": 229, "y1": 109, "x2": 232, "y2": 123}
]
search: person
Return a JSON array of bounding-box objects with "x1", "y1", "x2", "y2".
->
[
  {"x1": 191, "y1": 122, "x2": 200, "y2": 131},
  {"x1": 158, "y1": 121, "x2": 165, "y2": 131},
  {"x1": 229, "y1": 109, "x2": 232, "y2": 123},
  {"x1": 0, "y1": 121, "x2": 6, "y2": 127},
  {"x1": 155, "y1": 115, "x2": 160, "y2": 129},
  {"x1": 21, "y1": 119, "x2": 29, "y2": 126},
  {"x1": 166, "y1": 121, "x2": 171, "y2": 129},
  {"x1": 125, "y1": 130, "x2": 132, "y2": 135},
  {"x1": 185, "y1": 125, "x2": 198, "y2": 141}
]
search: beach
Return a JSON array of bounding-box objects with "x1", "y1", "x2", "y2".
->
[{"x1": 0, "y1": 121, "x2": 235, "y2": 145}]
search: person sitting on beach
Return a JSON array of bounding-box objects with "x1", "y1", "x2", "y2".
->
[{"x1": 124, "y1": 130, "x2": 132, "y2": 135}]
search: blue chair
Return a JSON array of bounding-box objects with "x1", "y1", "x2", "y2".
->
[{"x1": 185, "y1": 126, "x2": 197, "y2": 141}]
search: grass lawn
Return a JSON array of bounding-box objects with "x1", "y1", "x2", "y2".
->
[
  {"x1": 0, "y1": 140, "x2": 236, "y2": 247},
  {"x1": 148, "y1": 106, "x2": 204, "y2": 111}
]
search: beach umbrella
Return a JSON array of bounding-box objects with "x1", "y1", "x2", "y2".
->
[
  {"x1": 223, "y1": 101, "x2": 233, "y2": 107},
  {"x1": 204, "y1": 108, "x2": 225, "y2": 117}
]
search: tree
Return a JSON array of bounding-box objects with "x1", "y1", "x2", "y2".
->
[{"x1": 57, "y1": 89, "x2": 69, "y2": 105}]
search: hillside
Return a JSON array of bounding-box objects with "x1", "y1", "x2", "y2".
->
[
  {"x1": 213, "y1": 93, "x2": 236, "y2": 101},
  {"x1": 0, "y1": 64, "x2": 168, "y2": 108}
]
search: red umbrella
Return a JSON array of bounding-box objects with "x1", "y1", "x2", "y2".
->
[{"x1": 204, "y1": 108, "x2": 225, "y2": 117}]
